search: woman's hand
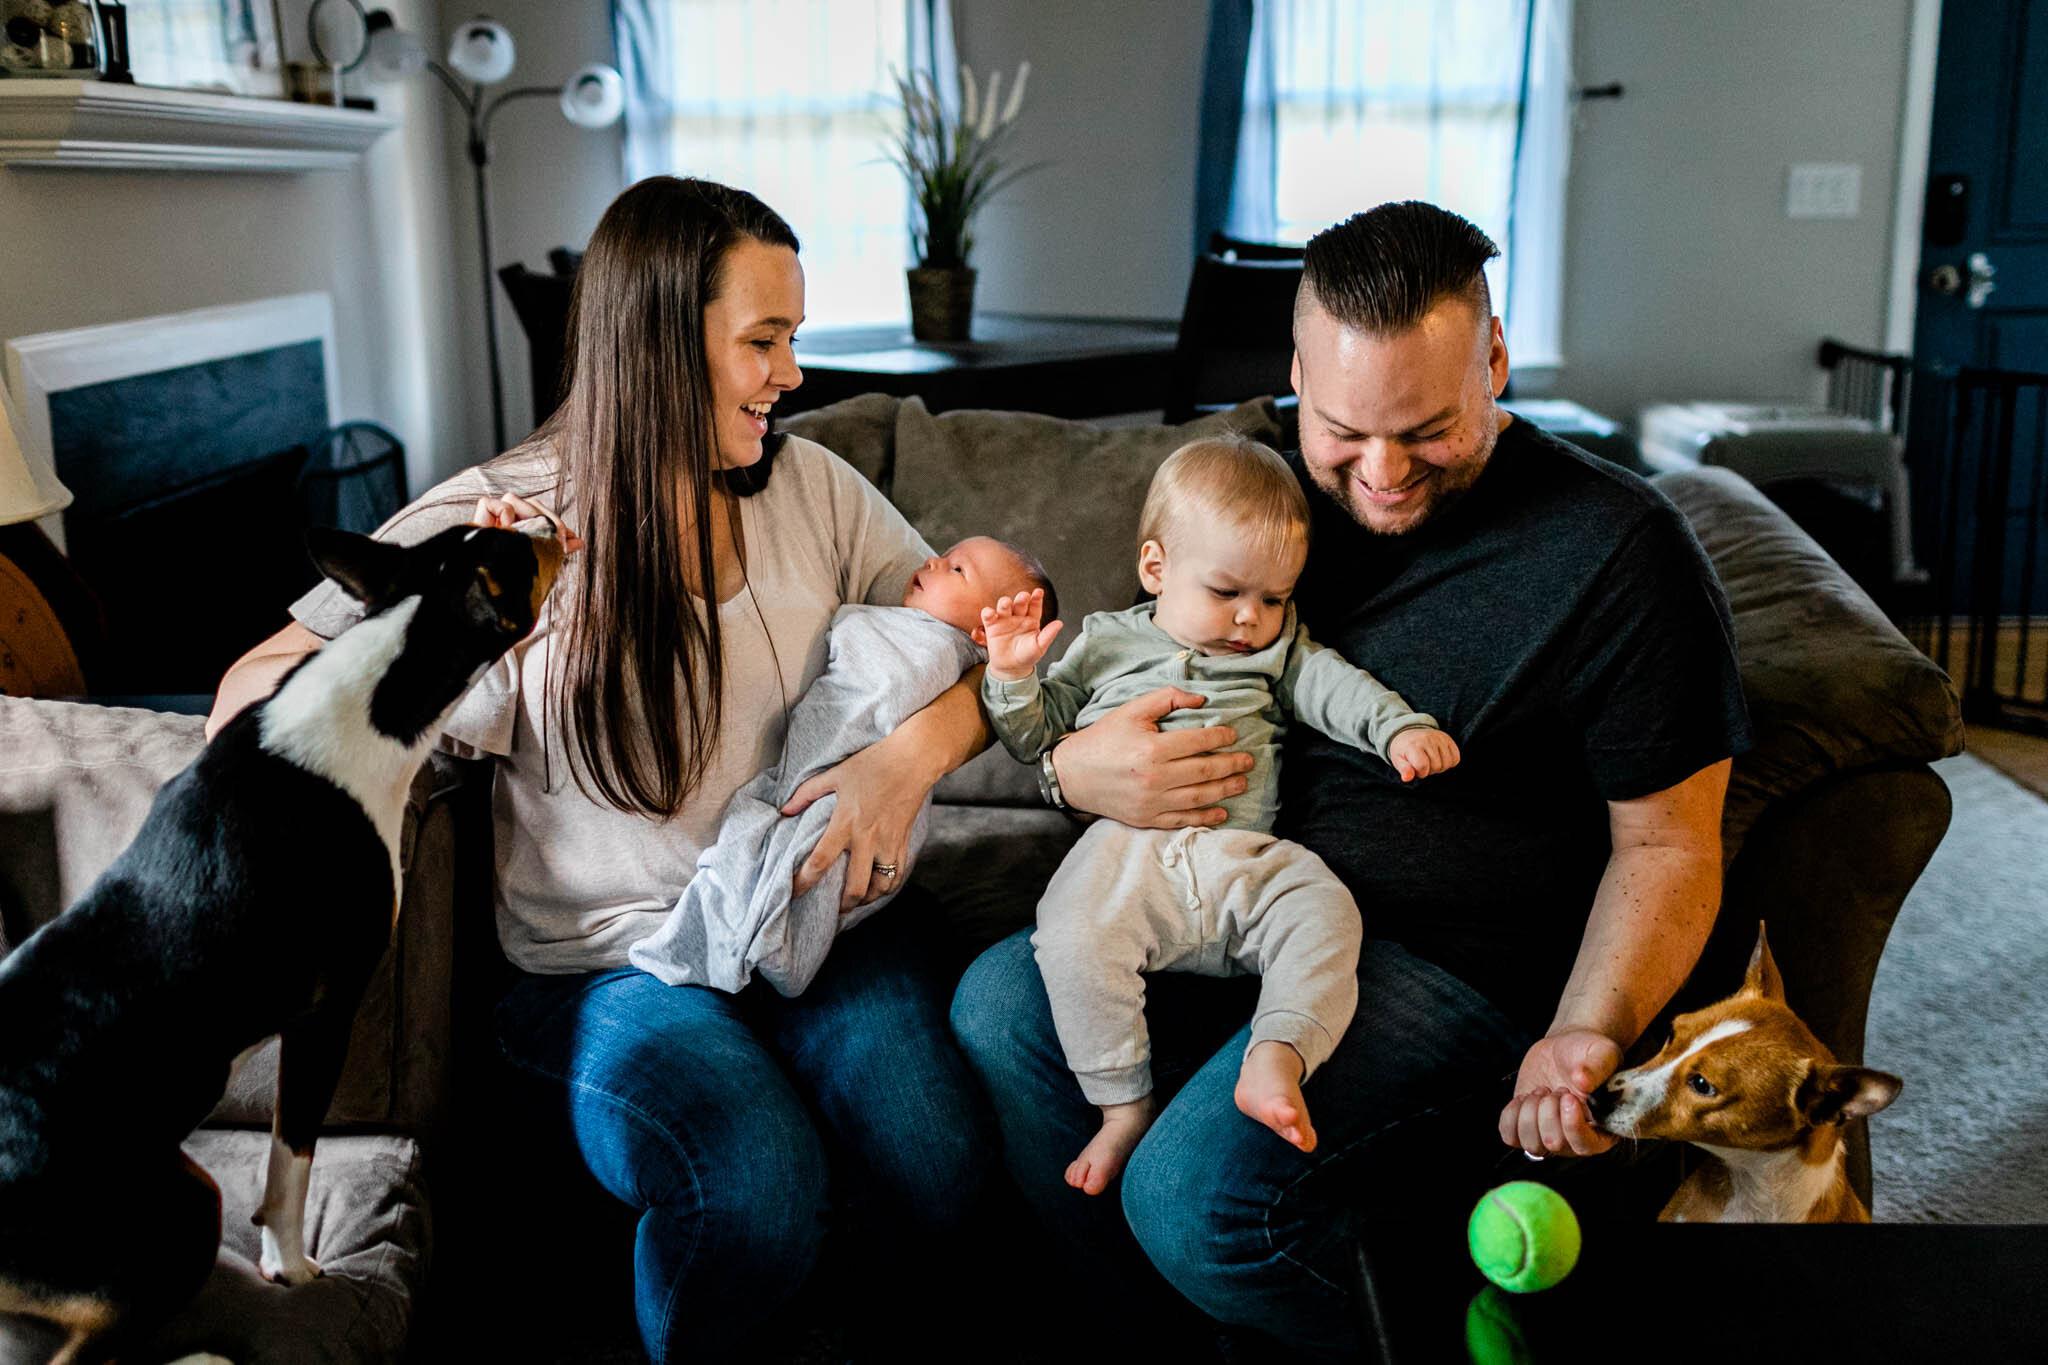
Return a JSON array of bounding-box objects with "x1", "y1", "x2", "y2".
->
[
  {"x1": 472, "y1": 493, "x2": 586, "y2": 555},
  {"x1": 1050, "y1": 687, "x2": 1251, "y2": 828},
  {"x1": 783, "y1": 735, "x2": 933, "y2": 912}
]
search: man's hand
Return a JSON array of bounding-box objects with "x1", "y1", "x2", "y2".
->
[
  {"x1": 1388, "y1": 727, "x2": 1460, "y2": 782},
  {"x1": 983, "y1": 589, "x2": 1062, "y2": 682},
  {"x1": 1498, "y1": 1030, "x2": 1622, "y2": 1158},
  {"x1": 1050, "y1": 687, "x2": 1251, "y2": 828}
]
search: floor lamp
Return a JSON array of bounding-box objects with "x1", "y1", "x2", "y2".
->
[{"x1": 325, "y1": 7, "x2": 625, "y2": 454}]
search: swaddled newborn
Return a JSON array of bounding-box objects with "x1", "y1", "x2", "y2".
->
[{"x1": 629, "y1": 536, "x2": 1055, "y2": 995}]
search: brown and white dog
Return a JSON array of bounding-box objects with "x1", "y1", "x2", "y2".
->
[{"x1": 1587, "y1": 924, "x2": 1902, "y2": 1223}]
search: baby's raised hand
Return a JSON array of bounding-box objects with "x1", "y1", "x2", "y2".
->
[
  {"x1": 982, "y1": 589, "x2": 1062, "y2": 681},
  {"x1": 1389, "y1": 727, "x2": 1461, "y2": 783}
]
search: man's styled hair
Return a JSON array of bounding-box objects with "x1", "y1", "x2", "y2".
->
[
  {"x1": 1139, "y1": 434, "x2": 1310, "y2": 566},
  {"x1": 1298, "y1": 201, "x2": 1501, "y2": 335},
  {"x1": 999, "y1": 540, "x2": 1060, "y2": 628}
]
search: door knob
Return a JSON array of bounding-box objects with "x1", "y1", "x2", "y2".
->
[{"x1": 1927, "y1": 252, "x2": 1997, "y2": 307}]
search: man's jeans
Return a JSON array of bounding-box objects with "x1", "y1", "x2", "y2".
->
[
  {"x1": 494, "y1": 911, "x2": 994, "y2": 1363},
  {"x1": 951, "y1": 927, "x2": 1530, "y2": 1360}
]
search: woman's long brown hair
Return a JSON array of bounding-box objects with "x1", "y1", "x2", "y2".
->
[{"x1": 521, "y1": 176, "x2": 799, "y2": 820}]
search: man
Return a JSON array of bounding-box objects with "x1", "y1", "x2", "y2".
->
[{"x1": 950, "y1": 202, "x2": 1748, "y2": 1358}]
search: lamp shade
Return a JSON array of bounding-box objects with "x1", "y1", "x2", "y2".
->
[
  {"x1": 560, "y1": 63, "x2": 624, "y2": 129},
  {"x1": 447, "y1": 18, "x2": 515, "y2": 84},
  {"x1": 0, "y1": 382, "x2": 70, "y2": 526},
  {"x1": 363, "y1": 11, "x2": 427, "y2": 81}
]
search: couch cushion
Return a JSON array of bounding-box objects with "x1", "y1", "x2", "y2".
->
[
  {"x1": 915, "y1": 804, "x2": 1082, "y2": 947},
  {"x1": 148, "y1": 1129, "x2": 428, "y2": 1363},
  {"x1": 777, "y1": 392, "x2": 901, "y2": 493},
  {"x1": 1654, "y1": 466, "x2": 1964, "y2": 861},
  {"x1": 0, "y1": 697, "x2": 436, "y2": 1132},
  {"x1": 891, "y1": 395, "x2": 1286, "y2": 803}
]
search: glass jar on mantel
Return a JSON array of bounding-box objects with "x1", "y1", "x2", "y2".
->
[{"x1": 0, "y1": 0, "x2": 103, "y2": 76}]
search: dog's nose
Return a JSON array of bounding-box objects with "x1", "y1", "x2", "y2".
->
[{"x1": 1586, "y1": 1086, "x2": 1618, "y2": 1123}]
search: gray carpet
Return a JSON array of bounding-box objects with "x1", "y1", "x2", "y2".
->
[{"x1": 1866, "y1": 752, "x2": 2048, "y2": 1223}]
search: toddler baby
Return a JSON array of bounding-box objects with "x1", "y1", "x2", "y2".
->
[
  {"x1": 981, "y1": 436, "x2": 1459, "y2": 1193},
  {"x1": 631, "y1": 535, "x2": 1054, "y2": 996}
]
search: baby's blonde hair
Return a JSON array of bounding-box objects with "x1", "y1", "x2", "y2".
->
[{"x1": 1138, "y1": 434, "x2": 1310, "y2": 564}]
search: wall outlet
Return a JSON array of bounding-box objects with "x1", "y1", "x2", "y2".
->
[{"x1": 1787, "y1": 163, "x2": 1861, "y2": 219}]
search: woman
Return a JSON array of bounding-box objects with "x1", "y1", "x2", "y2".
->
[{"x1": 210, "y1": 177, "x2": 995, "y2": 1359}]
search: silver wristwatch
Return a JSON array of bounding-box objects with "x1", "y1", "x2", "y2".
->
[{"x1": 1036, "y1": 748, "x2": 1069, "y2": 811}]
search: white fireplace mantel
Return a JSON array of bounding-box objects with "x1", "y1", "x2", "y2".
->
[{"x1": 0, "y1": 80, "x2": 394, "y2": 172}]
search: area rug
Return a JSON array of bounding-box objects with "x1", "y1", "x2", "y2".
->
[{"x1": 1866, "y1": 753, "x2": 2048, "y2": 1222}]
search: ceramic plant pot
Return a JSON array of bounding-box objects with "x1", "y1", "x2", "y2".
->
[{"x1": 906, "y1": 266, "x2": 977, "y2": 342}]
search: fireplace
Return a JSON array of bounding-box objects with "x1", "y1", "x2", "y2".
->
[{"x1": 6, "y1": 295, "x2": 339, "y2": 697}]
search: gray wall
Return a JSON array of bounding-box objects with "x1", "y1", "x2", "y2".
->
[
  {"x1": 951, "y1": 0, "x2": 1206, "y2": 320},
  {"x1": 1561, "y1": 0, "x2": 1916, "y2": 423}
]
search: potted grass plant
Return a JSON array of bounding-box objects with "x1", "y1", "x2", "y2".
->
[{"x1": 888, "y1": 60, "x2": 1035, "y2": 341}]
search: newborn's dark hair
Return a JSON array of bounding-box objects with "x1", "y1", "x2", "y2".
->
[{"x1": 1001, "y1": 541, "x2": 1059, "y2": 628}]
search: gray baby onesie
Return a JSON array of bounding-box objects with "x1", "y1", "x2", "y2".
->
[
  {"x1": 630, "y1": 604, "x2": 982, "y2": 996},
  {"x1": 982, "y1": 600, "x2": 1441, "y2": 1104}
]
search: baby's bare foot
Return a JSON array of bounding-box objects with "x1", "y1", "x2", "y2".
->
[
  {"x1": 1236, "y1": 1041, "x2": 1316, "y2": 1152},
  {"x1": 1066, "y1": 1096, "x2": 1159, "y2": 1195}
]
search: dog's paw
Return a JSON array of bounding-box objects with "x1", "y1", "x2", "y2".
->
[{"x1": 257, "y1": 1226, "x2": 322, "y2": 1286}]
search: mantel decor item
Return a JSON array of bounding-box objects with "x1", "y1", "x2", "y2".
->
[
  {"x1": 0, "y1": 0, "x2": 102, "y2": 77},
  {"x1": 317, "y1": 6, "x2": 623, "y2": 452},
  {"x1": 887, "y1": 60, "x2": 1036, "y2": 342}
]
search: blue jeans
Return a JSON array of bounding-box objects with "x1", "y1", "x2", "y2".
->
[
  {"x1": 494, "y1": 910, "x2": 993, "y2": 1362},
  {"x1": 950, "y1": 927, "x2": 1530, "y2": 1360}
]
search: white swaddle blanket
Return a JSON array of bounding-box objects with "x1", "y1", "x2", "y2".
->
[{"x1": 629, "y1": 604, "x2": 983, "y2": 996}]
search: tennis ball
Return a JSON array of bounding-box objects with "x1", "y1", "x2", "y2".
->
[{"x1": 1467, "y1": 1180, "x2": 1581, "y2": 1293}]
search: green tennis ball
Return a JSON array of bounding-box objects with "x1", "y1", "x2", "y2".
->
[{"x1": 1467, "y1": 1180, "x2": 1581, "y2": 1293}]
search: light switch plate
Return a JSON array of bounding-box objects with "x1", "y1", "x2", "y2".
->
[{"x1": 1787, "y1": 163, "x2": 1861, "y2": 219}]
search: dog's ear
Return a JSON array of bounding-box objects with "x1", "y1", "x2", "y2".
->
[
  {"x1": 307, "y1": 527, "x2": 409, "y2": 607},
  {"x1": 1798, "y1": 1064, "x2": 1903, "y2": 1126},
  {"x1": 1740, "y1": 921, "x2": 1785, "y2": 1003}
]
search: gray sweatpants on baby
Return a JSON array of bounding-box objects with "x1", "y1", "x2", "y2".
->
[{"x1": 1030, "y1": 821, "x2": 1363, "y2": 1107}]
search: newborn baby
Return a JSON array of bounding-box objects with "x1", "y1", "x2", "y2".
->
[{"x1": 629, "y1": 536, "x2": 1054, "y2": 996}]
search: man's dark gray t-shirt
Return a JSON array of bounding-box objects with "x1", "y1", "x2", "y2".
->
[{"x1": 1280, "y1": 418, "x2": 1750, "y2": 1032}]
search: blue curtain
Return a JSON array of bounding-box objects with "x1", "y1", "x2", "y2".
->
[{"x1": 1192, "y1": 0, "x2": 1254, "y2": 257}]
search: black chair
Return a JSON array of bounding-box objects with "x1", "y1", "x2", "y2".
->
[
  {"x1": 1206, "y1": 230, "x2": 1305, "y2": 263},
  {"x1": 498, "y1": 259, "x2": 578, "y2": 431},
  {"x1": 1162, "y1": 250, "x2": 1304, "y2": 425}
]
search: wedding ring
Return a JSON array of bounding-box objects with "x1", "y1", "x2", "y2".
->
[{"x1": 873, "y1": 862, "x2": 900, "y2": 878}]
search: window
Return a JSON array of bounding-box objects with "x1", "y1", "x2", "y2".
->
[
  {"x1": 1227, "y1": 0, "x2": 1572, "y2": 367},
  {"x1": 615, "y1": 0, "x2": 928, "y2": 326}
]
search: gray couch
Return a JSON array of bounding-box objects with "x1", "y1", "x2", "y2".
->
[{"x1": 0, "y1": 393, "x2": 1964, "y2": 1360}]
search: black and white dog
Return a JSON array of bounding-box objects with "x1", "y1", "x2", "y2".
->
[{"x1": 0, "y1": 521, "x2": 562, "y2": 1364}]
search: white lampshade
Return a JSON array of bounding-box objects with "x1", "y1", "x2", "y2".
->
[
  {"x1": 560, "y1": 63, "x2": 624, "y2": 129},
  {"x1": 447, "y1": 18, "x2": 515, "y2": 84},
  {"x1": 363, "y1": 12, "x2": 428, "y2": 82},
  {"x1": 0, "y1": 382, "x2": 70, "y2": 526}
]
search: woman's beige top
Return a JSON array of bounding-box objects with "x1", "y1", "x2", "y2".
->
[{"x1": 291, "y1": 436, "x2": 931, "y2": 974}]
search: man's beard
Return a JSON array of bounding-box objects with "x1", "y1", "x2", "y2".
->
[{"x1": 1309, "y1": 448, "x2": 1490, "y2": 537}]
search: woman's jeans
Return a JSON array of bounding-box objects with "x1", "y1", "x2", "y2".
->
[
  {"x1": 494, "y1": 909, "x2": 993, "y2": 1362},
  {"x1": 950, "y1": 927, "x2": 1531, "y2": 1360}
]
